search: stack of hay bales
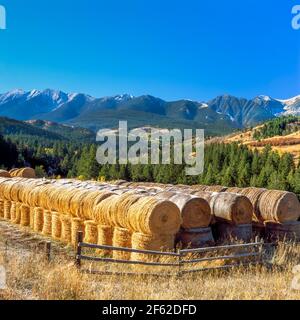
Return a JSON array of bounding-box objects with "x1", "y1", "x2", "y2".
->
[
  {"x1": 258, "y1": 190, "x2": 300, "y2": 241},
  {"x1": 1, "y1": 177, "x2": 300, "y2": 260},
  {"x1": 216, "y1": 193, "x2": 252, "y2": 241},
  {"x1": 192, "y1": 191, "x2": 253, "y2": 242},
  {"x1": 225, "y1": 187, "x2": 267, "y2": 237},
  {"x1": 126, "y1": 196, "x2": 181, "y2": 261},
  {"x1": 156, "y1": 191, "x2": 214, "y2": 248}
]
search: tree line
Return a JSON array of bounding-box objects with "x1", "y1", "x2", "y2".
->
[
  {"x1": 1, "y1": 133, "x2": 299, "y2": 199},
  {"x1": 253, "y1": 116, "x2": 300, "y2": 140}
]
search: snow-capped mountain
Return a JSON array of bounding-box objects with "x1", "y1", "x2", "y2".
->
[
  {"x1": 0, "y1": 89, "x2": 299, "y2": 130},
  {"x1": 277, "y1": 95, "x2": 300, "y2": 115},
  {"x1": 0, "y1": 89, "x2": 96, "y2": 120}
]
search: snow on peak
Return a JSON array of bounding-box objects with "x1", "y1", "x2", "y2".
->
[
  {"x1": 28, "y1": 89, "x2": 41, "y2": 99},
  {"x1": 199, "y1": 103, "x2": 208, "y2": 109},
  {"x1": 114, "y1": 94, "x2": 134, "y2": 102},
  {"x1": 0, "y1": 89, "x2": 26, "y2": 103},
  {"x1": 277, "y1": 95, "x2": 300, "y2": 107},
  {"x1": 256, "y1": 95, "x2": 272, "y2": 102}
]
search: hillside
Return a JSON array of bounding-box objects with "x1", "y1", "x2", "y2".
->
[
  {"x1": 26, "y1": 119, "x2": 95, "y2": 142},
  {"x1": 67, "y1": 109, "x2": 235, "y2": 136},
  {"x1": 224, "y1": 116, "x2": 300, "y2": 162},
  {"x1": 0, "y1": 117, "x2": 95, "y2": 142}
]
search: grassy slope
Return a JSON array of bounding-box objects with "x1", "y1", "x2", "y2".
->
[{"x1": 225, "y1": 127, "x2": 300, "y2": 163}]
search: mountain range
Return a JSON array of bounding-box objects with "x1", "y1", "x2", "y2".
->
[{"x1": 0, "y1": 89, "x2": 299, "y2": 135}]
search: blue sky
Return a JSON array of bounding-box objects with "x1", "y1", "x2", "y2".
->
[{"x1": 0, "y1": 0, "x2": 299, "y2": 101}]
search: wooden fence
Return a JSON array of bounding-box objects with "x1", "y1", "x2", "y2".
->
[{"x1": 75, "y1": 231, "x2": 264, "y2": 276}]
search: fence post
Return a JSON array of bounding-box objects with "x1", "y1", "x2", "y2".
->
[
  {"x1": 258, "y1": 242, "x2": 264, "y2": 265},
  {"x1": 4, "y1": 240, "x2": 8, "y2": 265},
  {"x1": 75, "y1": 231, "x2": 83, "y2": 268},
  {"x1": 45, "y1": 241, "x2": 51, "y2": 262},
  {"x1": 178, "y1": 250, "x2": 182, "y2": 278}
]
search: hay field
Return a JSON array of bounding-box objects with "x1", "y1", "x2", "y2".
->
[{"x1": 1, "y1": 220, "x2": 300, "y2": 300}]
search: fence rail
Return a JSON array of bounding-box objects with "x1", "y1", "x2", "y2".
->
[{"x1": 75, "y1": 231, "x2": 264, "y2": 276}]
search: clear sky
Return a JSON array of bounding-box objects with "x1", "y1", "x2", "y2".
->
[{"x1": 0, "y1": 0, "x2": 299, "y2": 101}]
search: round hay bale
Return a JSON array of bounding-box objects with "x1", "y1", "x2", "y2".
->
[
  {"x1": 0, "y1": 170, "x2": 11, "y2": 178},
  {"x1": 10, "y1": 201, "x2": 17, "y2": 222},
  {"x1": 9, "y1": 168, "x2": 18, "y2": 175},
  {"x1": 113, "y1": 180, "x2": 127, "y2": 186},
  {"x1": 190, "y1": 191, "x2": 215, "y2": 201},
  {"x1": 127, "y1": 196, "x2": 182, "y2": 235},
  {"x1": 112, "y1": 193, "x2": 143, "y2": 228},
  {"x1": 69, "y1": 189, "x2": 92, "y2": 218},
  {"x1": 33, "y1": 207, "x2": 44, "y2": 232},
  {"x1": 178, "y1": 227, "x2": 215, "y2": 248},
  {"x1": 204, "y1": 185, "x2": 227, "y2": 192},
  {"x1": 0, "y1": 200, "x2": 4, "y2": 218},
  {"x1": 10, "y1": 181, "x2": 24, "y2": 203},
  {"x1": 190, "y1": 185, "x2": 210, "y2": 192},
  {"x1": 0, "y1": 178, "x2": 13, "y2": 200},
  {"x1": 258, "y1": 190, "x2": 300, "y2": 223},
  {"x1": 75, "y1": 190, "x2": 115, "y2": 220},
  {"x1": 188, "y1": 191, "x2": 218, "y2": 224},
  {"x1": 155, "y1": 191, "x2": 177, "y2": 199},
  {"x1": 2, "y1": 180, "x2": 20, "y2": 201},
  {"x1": 97, "y1": 225, "x2": 113, "y2": 256},
  {"x1": 93, "y1": 194, "x2": 119, "y2": 225},
  {"x1": 60, "y1": 215, "x2": 72, "y2": 243},
  {"x1": 20, "y1": 204, "x2": 30, "y2": 226},
  {"x1": 239, "y1": 187, "x2": 267, "y2": 222},
  {"x1": 29, "y1": 207, "x2": 35, "y2": 229},
  {"x1": 10, "y1": 168, "x2": 23, "y2": 177},
  {"x1": 71, "y1": 218, "x2": 84, "y2": 247},
  {"x1": 131, "y1": 233, "x2": 175, "y2": 262},
  {"x1": 112, "y1": 227, "x2": 132, "y2": 261},
  {"x1": 14, "y1": 202, "x2": 21, "y2": 224},
  {"x1": 3, "y1": 200, "x2": 11, "y2": 220},
  {"x1": 157, "y1": 192, "x2": 212, "y2": 229},
  {"x1": 46, "y1": 185, "x2": 71, "y2": 212},
  {"x1": 84, "y1": 220, "x2": 98, "y2": 244},
  {"x1": 25, "y1": 181, "x2": 52, "y2": 208},
  {"x1": 226, "y1": 187, "x2": 244, "y2": 193},
  {"x1": 52, "y1": 212, "x2": 62, "y2": 240},
  {"x1": 42, "y1": 210, "x2": 52, "y2": 236},
  {"x1": 210, "y1": 192, "x2": 253, "y2": 225},
  {"x1": 18, "y1": 167, "x2": 36, "y2": 178}
]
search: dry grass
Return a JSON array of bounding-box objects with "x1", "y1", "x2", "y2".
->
[
  {"x1": 224, "y1": 128, "x2": 300, "y2": 164},
  {"x1": 1, "y1": 223, "x2": 300, "y2": 300}
]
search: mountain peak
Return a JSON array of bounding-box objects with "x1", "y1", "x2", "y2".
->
[
  {"x1": 114, "y1": 94, "x2": 134, "y2": 102},
  {"x1": 256, "y1": 95, "x2": 272, "y2": 102}
]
